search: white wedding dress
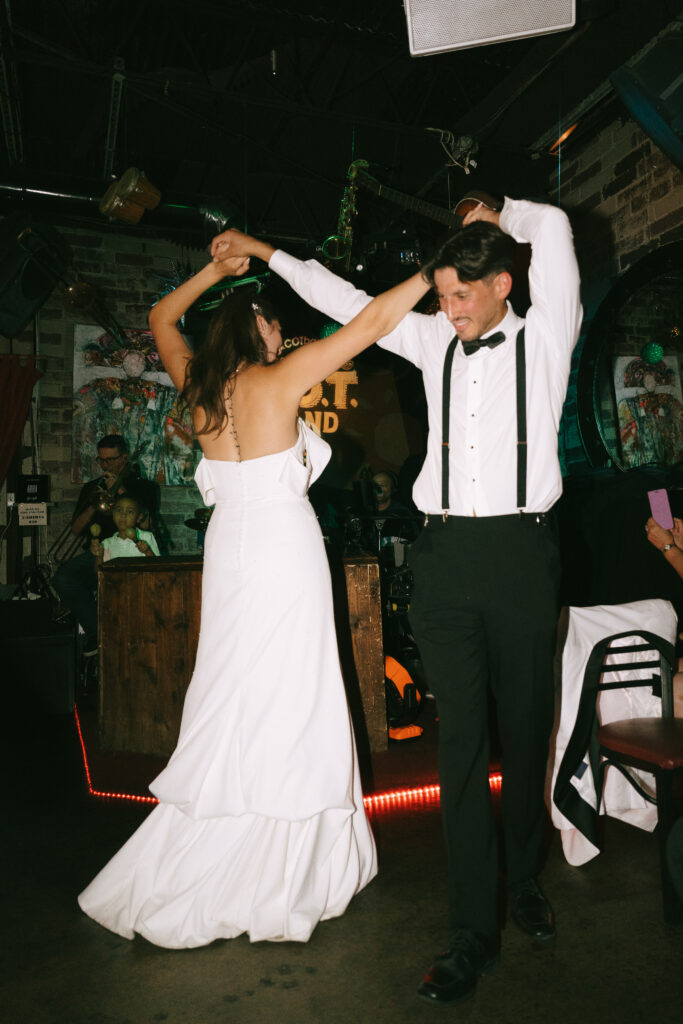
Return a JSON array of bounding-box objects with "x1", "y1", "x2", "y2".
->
[{"x1": 78, "y1": 419, "x2": 378, "y2": 948}]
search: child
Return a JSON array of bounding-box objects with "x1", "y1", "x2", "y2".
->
[{"x1": 90, "y1": 494, "x2": 160, "y2": 562}]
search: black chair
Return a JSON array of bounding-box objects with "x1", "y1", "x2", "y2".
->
[
  {"x1": 594, "y1": 631, "x2": 683, "y2": 922},
  {"x1": 554, "y1": 629, "x2": 683, "y2": 923}
]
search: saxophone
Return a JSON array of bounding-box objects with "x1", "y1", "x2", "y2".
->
[{"x1": 321, "y1": 159, "x2": 368, "y2": 270}]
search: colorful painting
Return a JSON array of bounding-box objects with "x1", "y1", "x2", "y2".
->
[
  {"x1": 614, "y1": 354, "x2": 683, "y2": 469},
  {"x1": 72, "y1": 325, "x2": 197, "y2": 484}
]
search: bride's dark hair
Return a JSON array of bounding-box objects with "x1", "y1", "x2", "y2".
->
[{"x1": 181, "y1": 290, "x2": 278, "y2": 436}]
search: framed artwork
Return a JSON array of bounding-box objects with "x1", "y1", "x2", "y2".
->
[
  {"x1": 72, "y1": 325, "x2": 198, "y2": 484},
  {"x1": 614, "y1": 354, "x2": 683, "y2": 469}
]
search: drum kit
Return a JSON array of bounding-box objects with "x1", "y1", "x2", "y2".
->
[{"x1": 184, "y1": 508, "x2": 213, "y2": 535}]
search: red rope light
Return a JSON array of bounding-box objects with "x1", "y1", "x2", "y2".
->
[
  {"x1": 74, "y1": 706, "x2": 503, "y2": 811},
  {"x1": 74, "y1": 705, "x2": 158, "y2": 805}
]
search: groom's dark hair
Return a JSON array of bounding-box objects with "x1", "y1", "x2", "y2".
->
[{"x1": 422, "y1": 223, "x2": 515, "y2": 284}]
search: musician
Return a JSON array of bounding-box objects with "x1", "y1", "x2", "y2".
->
[
  {"x1": 373, "y1": 471, "x2": 401, "y2": 514},
  {"x1": 211, "y1": 195, "x2": 582, "y2": 1005},
  {"x1": 52, "y1": 434, "x2": 159, "y2": 654},
  {"x1": 372, "y1": 469, "x2": 419, "y2": 548}
]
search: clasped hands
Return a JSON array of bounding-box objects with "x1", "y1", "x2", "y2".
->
[{"x1": 209, "y1": 228, "x2": 263, "y2": 278}]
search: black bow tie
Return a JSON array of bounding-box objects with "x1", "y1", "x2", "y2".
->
[{"x1": 460, "y1": 331, "x2": 506, "y2": 356}]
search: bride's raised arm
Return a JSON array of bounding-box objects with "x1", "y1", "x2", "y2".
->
[{"x1": 149, "y1": 254, "x2": 250, "y2": 390}]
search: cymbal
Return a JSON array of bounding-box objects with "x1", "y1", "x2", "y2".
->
[{"x1": 184, "y1": 518, "x2": 209, "y2": 531}]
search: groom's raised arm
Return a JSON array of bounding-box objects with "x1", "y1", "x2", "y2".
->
[
  {"x1": 211, "y1": 229, "x2": 430, "y2": 366},
  {"x1": 269, "y1": 251, "x2": 428, "y2": 368},
  {"x1": 269, "y1": 250, "x2": 372, "y2": 324}
]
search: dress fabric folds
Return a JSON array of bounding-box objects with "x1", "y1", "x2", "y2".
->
[{"x1": 78, "y1": 420, "x2": 378, "y2": 947}]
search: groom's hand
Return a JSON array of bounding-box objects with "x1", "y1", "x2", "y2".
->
[{"x1": 462, "y1": 203, "x2": 501, "y2": 229}]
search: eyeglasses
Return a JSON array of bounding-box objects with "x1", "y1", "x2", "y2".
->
[{"x1": 97, "y1": 455, "x2": 124, "y2": 466}]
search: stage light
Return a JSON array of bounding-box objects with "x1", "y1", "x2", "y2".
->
[{"x1": 99, "y1": 167, "x2": 161, "y2": 224}]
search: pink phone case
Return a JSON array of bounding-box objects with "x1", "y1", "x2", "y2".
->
[{"x1": 648, "y1": 489, "x2": 674, "y2": 530}]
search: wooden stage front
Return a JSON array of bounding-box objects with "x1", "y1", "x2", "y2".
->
[{"x1": 97, "y1": 553, "x2": 388, "y2": 763}]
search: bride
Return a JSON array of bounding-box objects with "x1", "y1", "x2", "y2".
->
[{"x1": 77, "y1": 229, "x2": 429, "y2": 948}]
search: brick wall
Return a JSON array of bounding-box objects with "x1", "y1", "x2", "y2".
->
[
  {"x1": 549, "y1": 115, "x2": 683, "y2": 473},
  {"x1": 0, "y1": 222, "x2": 206, "y2": 583}
]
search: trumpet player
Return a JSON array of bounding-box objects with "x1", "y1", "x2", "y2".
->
[{"x1": 52, "y1": 434, "x2": 159, "y2": 655}]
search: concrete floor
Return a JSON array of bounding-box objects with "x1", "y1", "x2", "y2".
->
[{"x1": 3, "y1": 697, "x2": 682, "y2": 1024}]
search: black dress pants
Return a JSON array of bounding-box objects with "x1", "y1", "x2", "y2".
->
[{"x1": 408, "y1": 514, "x2": 560, "y2": 939}]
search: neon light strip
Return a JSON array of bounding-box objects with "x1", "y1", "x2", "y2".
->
[
  {"x1": 74, "y1": 705, "x2": 158, "y2": 805},
  {"x1": 74, "y1": 706, "x2": 503, "y2": 811}
]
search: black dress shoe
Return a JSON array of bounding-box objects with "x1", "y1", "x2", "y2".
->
[
  {"x1": 417, "y1": 929, "x2": 500, "y2": 1005},
  {"x1": 510, "y1": 878, "x2": 555, "y2": 940}
]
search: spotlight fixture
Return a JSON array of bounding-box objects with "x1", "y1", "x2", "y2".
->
[{"x1": 99, "y1": 167, "x2": 161, "y2": 224}]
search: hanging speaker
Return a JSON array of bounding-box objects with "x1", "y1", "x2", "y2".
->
[
  {"x1": 611, "y1": 23, "x2": 683, "y2": 172},
  {"x1": 404, "y1": 0, "x2": 576, "y2": 56},
  {"x1": 0, "y1": 216, "x2": 72, "y2": 338}
]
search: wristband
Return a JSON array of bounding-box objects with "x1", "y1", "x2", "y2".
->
[{"x1": 661, "y1": 543, "x2": 674, "y2": 553}]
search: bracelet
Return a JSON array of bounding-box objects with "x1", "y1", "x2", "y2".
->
[{"x1": 661, "y1": 543, "x2": 674, "y2": 553}]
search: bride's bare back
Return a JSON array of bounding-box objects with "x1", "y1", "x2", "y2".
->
[{"x1": 195, "y1": 363, "x2": 301, "y2": 463}]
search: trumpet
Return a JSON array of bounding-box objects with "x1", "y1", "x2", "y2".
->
[
  {"x1": 321, "y1": 159, "x2": 368, "y2": 270},
  {"x1": 92, "y1": 463, "x2": 132, "y2": 513}
]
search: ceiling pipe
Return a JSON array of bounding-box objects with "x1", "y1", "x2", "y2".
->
[
  {"x1": 0, "y1": 183, "x2": 316, "y2": 247},
  {"x1": 0, "y1": 181, "x2": 220, "y2": 221}
]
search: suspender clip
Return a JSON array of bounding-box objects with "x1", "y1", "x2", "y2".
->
[{"x1": 442, "y1": 512, "x2": 449, "y2": 523}]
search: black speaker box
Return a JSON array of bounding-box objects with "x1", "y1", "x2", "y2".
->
[
  {"x1": 0, "y1": 216, "x2": 72, "y2": 337},
  {"x1": 403, "y1": 0, "x2": 576, "y2": 55},
  {"x1": 1, "y1": 599, "x2": 77, "y2": 713}
]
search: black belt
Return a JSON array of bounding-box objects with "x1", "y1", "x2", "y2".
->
[
  {"x1": 424, "y1": 510, "x2": 553, "y2": 527},
  {"x1": 441, "y1": 327, "x2": 527, "y2": 515}
]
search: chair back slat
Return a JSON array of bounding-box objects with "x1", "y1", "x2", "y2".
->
[{"x1": 598, "y1": 677, "x2": 661, "y2": 692}]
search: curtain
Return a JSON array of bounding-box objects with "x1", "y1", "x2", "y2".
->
[{"x1": 0, "y1": 354, "x2": 43, "y2": 488}]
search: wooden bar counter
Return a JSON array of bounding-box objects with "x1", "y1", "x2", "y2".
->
[{"x1": 98, "y1": 553, "x2": 387, "y2": 759}]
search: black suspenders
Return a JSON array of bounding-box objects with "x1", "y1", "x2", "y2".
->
[
  {"x1": 441, "y1": 328, "x2": 526, "y2": 516},
  {"x1": 515, "y1": 327, "x2": 527, "y2": 511},
  {"x1": 441, "y1": 337, "x2": 458, "y2": 512}
]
